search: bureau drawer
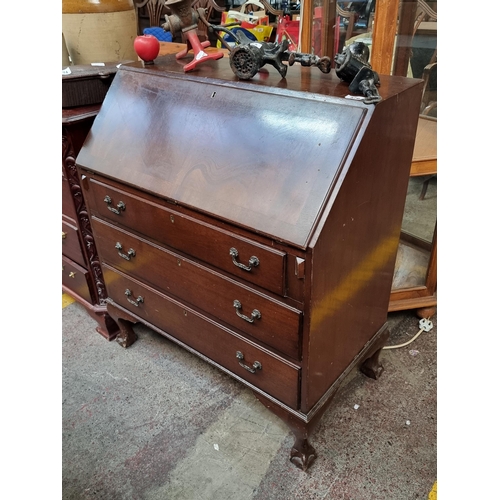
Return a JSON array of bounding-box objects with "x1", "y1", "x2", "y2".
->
[
  {"x1": 104, "y1": 265, "x2": 300, "y2": 409},
  {"x1": 62, "y1": 256, "x2": 92, "y2": 303},
  {"x1": 84, "y1": 177, "x2": 286, "y2": 295},
  {"x1": 62, "y1": 220, "x2": 86, "y2": 268},
  {"x1": 93, "y1": 218, "x2": 301, "y2": 359}
]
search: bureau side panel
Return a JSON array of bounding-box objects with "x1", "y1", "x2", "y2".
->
[{"x1": 302, "y1": 83, "x2": 423, "y2": 412}]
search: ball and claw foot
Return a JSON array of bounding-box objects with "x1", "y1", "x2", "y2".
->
[
  {"x1": 360, "y1": 328, "x2": 390, "y2": 380},
  {"x1": 360, "y1": 352, "x2": 385, "y2": 380},
  {"x1": 116, "y1": 332, "x2": 136, "y2": 348},
  {"x1": 290, "y1": 438, "x2": 317, "y2": 471}
]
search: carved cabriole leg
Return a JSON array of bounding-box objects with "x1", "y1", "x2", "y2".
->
[
  {"x1": 107, "y1": 302, "x2": 138, "y2": 348},
  {"x1": 253, "y1": 324, "x2": 391, "y2": 470},
  {"x1": 288, "y1": 409, "x2": 327, "y2": 471},
  {"x1": 253, "y1": 392, "x2": 332, "y2": 471},
  {"x1": 359, "y1": 326, "x2": 390, "y2": 380}
]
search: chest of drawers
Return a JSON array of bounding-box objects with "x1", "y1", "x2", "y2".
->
[
  {"x1": 62, "y1": 105, "x2": 118, "y2": 340},
  {"x1": 76, "y1": 56, "x2": 422, "y2": 470}
]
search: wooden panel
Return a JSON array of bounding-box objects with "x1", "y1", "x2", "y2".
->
[
  {"x1": 302, "y1": 81, "x2": 423, "y2": 411},
  {"x1": 62, "y1": 256, "x2": 92, "y2": 303},
  {"x1": 370, "y1": 0, "x2": 400, "y2": 75},
  {"x1": 92, "y1": 218, "x2": 302, "y2": 359},
  {"x1": 76, "y1": 60, "x2": 384, "y2": 248},
  {"x1": 104, "y1": 265, "x2": 301, "y2": 409},
  {"x1": 83, "y1": 176, "x2": 287, "y2": 296},
  {"x1": 62, "y1": 219, "x2": 86, "y2": 268},
  {"x1": 410, "y1": 115, "x2": 437, "y2": 176}
]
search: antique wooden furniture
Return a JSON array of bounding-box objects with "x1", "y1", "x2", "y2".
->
[
  {"x1": 76, "y1": 55, "x2": 422, "y2": 469},
  {"x1": 389, "y1": 114, "x2": 437, "y2": 317},
  {"x1": 62, "y1": 105, "x2": 118, "y2": 340}
]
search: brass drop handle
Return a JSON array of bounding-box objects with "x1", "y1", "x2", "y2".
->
[
  {"x1": 229, "y1": 247, "x2": 259, "y2": 272},
  {"x1": 104, "y1": 195, "x2": 126, "y2": 215},
  {"x1": 68, "y1": 272, "x2": 76, "y2": 278},
  {"x1": 115, "y1": 242, "x2": 136, "y2": 261},
  {"x1": 233, "y1": 300, "x2": 261, "y2": 323},
  {"x1": 125, "y1": 289, "x2": 144, "y2": 307},
  {"x1": 236, "y1": 351, "x2": 262, "y2": 374},
  {"x1": 62, "y1": 231, "x2": 67, "y2": 239}
]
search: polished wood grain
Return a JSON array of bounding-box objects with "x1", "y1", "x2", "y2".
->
[
  {"x1": 370, "y1": 0, "x2": 400, "y2": 75},
  {"x1": 78, "y1": 57, "x2": 417, "y2": 248},
  {"x1": 103, "y1": 264, "x2": 301, "y2": 408},
  {"x1": 303, "y1": 79, "x2": 422, "y2": 409},
  {"x1": 77, "y1": 59, "x2": 422, "y2": 469},
  {"x1": 410, "y1": 115, "x2": 437, "y2": 176},
  {"x1": 91, "y1": 217, "x2": 302, "y2": 359},
  {"x1": 84, "y1": 175, "x2": 287, "y2": 296}
]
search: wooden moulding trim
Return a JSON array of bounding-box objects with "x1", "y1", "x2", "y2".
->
[
  {"x1": 388, "y1": 293, "x2": 437, "y2": 312},
  {"x1": 410, "y1": 160, "x2": 437, "y2": 177},
  {"x1": 300, "y1": 0, "x2": 313, "y2": 53},
  {"x1": 370, "y1": 0, "x2": 400, "y2": 75}
]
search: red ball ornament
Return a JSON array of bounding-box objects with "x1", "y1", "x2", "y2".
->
[{"x1": 134, "y1": 35, "x2": 160, "y2": 64}]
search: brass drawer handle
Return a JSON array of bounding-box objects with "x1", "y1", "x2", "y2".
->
[
  {"x1": 115, "y1": 242, "x2": 136, "y2": 261},
  {"x1": 233, "y1": 300, "x2": 261, "y2": 323},
  {"x1": 124, "y1": 289, "x2": 144, "y2": 307},
  {"x1": 229, "y1": 247, "x2": 259, "y2": 272},
  {"x1": 62, "y1": 231, "x2": 67, "y2": 239},
  {"x1": 236, "y1": 351, "x2": 262, "y2": 374},
  {"x1": 104, "y1": 195, "x2": 126, "y2": 215},
  {"x1": 68, "y1": 272, "x2": 76, "y2": 278}
]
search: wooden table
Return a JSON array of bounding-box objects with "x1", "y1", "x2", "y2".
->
[{"x1": 389, "y1": 115, "x2": 437, "y2": 318}]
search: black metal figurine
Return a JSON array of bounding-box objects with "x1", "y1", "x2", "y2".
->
[
  {"x1": 201, "y1": 15, "x2": 331, "y2": 80},
  {"x1": 333, "y1": 42, "x2": 382, "y2": 104}
]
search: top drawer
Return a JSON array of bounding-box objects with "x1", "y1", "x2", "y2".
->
[{"x1": 82, "y1": 175, "x2": 286, "y2": 296}]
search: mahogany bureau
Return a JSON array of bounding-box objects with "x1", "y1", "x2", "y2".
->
[
  {"x1": 76, "y1": 56, "x2": 422, "y2": 470},
  {"x1": 62, "y1": 104, "x2": 118, "y2": 340}
]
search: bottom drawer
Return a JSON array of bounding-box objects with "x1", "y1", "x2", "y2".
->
[
  {"x1": 103, "y1": 265, "x2": 300, "y2": 409},
  {"x1": 62, "y1": 256, "x2": 92, "y2": 303}
]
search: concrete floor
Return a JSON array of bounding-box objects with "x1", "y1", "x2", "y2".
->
[{"x1": 62, "y1": 297, "x2": 437, "y2": 500}]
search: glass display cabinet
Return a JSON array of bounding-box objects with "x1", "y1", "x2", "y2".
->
[
  {"x1": 387, "y1": 0, "x2": 437, "y2": 318},
  {"x1": 300, "y1": 0, "x2": 437, "y2": 317}
]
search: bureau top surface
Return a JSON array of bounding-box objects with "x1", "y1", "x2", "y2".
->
[{"x1": 77, "y1": 55, "x2": 421, "y2": 248}]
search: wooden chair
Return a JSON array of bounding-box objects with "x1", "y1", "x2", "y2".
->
[{"x1": 134, "y1": 0, "x2": 169, "y2": 34}]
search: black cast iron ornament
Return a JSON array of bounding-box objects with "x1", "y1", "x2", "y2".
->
[{"x1": 334, "y1": 42, "x2": 382, "y2": 104}]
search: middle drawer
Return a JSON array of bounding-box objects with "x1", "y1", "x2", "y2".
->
[{"x1": 92, "y1": 217, "x2": 302, "y2": 360}]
